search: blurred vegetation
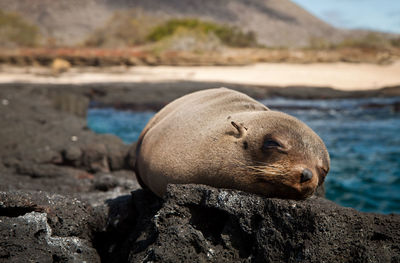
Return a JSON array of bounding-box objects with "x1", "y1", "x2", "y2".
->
[
  {"x1": 84, "y1": 11, "x2": 400, "y2": 52},
  {"x1": 147, "y1": 18, "x2": 258, "y2": 48},
  {"x1": 337, "y1": 33, "x2": 396, "y2": 49},
  {"x1": 85, "y1": 13, "x2": 258, "y2": 49},
  {"x1": 391, "y1": 38, "x2": 400, "y2": 48},
  {"x1": 307, "y1": 37, "x2": 332, "y2": 50},
  {"x1": 0, "y1": 9, "x2": 41, "y2": 47},
  {"x1": 84, "y1": 10, "x2": 161, "y2": 47},
  {"x1": 308, "y1": 33, "x2": 400, "y2": 50},
  {"x1": 150, "y1": 27, "x2": 223, "y2": 54}
]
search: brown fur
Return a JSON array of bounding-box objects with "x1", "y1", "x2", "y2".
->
[{"x1": 134, "y1": 88, "x2": 330, "y2": 199}]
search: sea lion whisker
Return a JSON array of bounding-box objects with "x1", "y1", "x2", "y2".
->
[
  {"x1": 232, "y1": 158, "x2": 288, "y2": 177},
  {"x1": 232, "y1": 159, "x2": 250, "y2": 169},
  {"x1": 248, "y1": 167, "x2": 267, "y2": 173},
  {"x1": 250, "y1": 165, "x2": 285, "y2": 173},
  {"x1": 248, "y1": 166, "x2": 286, "y2": 176},
  {"x1": 252, "y1": 160, "x2": 269, "y2": 166},
  {"x1": 251, "y1": 161, "x2": 286, "y2": 169}
]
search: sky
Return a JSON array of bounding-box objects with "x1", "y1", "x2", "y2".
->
[{"x1": 291, "y1": 0, "x2": 400, "y2": 34}]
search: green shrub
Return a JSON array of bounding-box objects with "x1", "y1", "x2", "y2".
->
[
  {"x1": 390, "y1": 37, "x2": 400, "y2": 48},
  {"x1": 307, "y1": 37, "x2": 333, "y2": 50},
  {"x1": 306, "y1": 33, "x2": 400, "y2": 51},
  {"x1": 150, "y1": 27, "x2": 223, "y2": 53},
  {"x1": 336, "y1": 33, "x2": 393, "y2": 50},
  {"x1": 147, "y1": 18, "x2": 258, "y2": 47},
  {"x1": 0, "y1": 9, "x2": 41, "y2": 47}
]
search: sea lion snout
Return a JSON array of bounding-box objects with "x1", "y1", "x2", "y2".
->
[{"x1": 300, "y1": 168, "x2": 313, "y2": 183}]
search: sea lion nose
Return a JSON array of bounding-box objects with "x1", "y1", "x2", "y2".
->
[{"x1": 301, "y1": 168, "x2": 313, "y2": 183}]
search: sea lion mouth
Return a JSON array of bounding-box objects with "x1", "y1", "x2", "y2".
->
[
  {"x1": 253, "y1": 177, "x2": 315, "y2": 199},
  {"x1": 248, "y1": 164, "x2": 318, "y2": 199}
]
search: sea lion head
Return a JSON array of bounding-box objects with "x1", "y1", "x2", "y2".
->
[{"x1": 231, "y1": 110, "x2": 330, "y2": 200}]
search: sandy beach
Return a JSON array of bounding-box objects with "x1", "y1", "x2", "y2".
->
[{"x1": 1, "y1": 61, "x2": 400, "y2": 91}]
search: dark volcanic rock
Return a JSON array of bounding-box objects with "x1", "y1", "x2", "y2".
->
[
  {"x1": 82, "y1": 143, "x2": 111, "y2": 173},
  {"x1": 93, "y1": 190, "x2": 162, "y2": 263},
  {"x1": 114, "y1": 184, "x2": 400, "y2": 263},
  {"x1": 3, "y1": 82, "x2": 400, "y2": 113},
  {"x1": 0, "y1": 190, "x2": 100, "y2": 262},
  {"x1": 0, "y1": 85, "x2": 139, "y2": 261},
  {"x1": 0, "y1": 86, "x2": 136, "y2": 197},
  {"x1": 394, "y1": 102, "x2": 400, "y2": 112}
]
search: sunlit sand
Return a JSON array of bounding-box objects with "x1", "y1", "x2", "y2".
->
[{"x1": 1, "y1": 61, "x2": 399, "y2": 91}]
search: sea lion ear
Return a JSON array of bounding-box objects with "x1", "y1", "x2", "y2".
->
[{"x1": 231, "y1": 121, "x2": 248, "y2": 138}]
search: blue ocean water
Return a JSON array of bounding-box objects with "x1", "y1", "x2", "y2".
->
[
  {"x1": 87, "y1": 97, "x2": 400, "y2": 214},
  {"x1": 87, "y1": 109, "x2": 155, "y2": 143}
]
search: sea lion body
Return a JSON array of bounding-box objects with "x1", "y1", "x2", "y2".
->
[{"x1": 135, "y1": 88, "x2": 330, "y2": 199}]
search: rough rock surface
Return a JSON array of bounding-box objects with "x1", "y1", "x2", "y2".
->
[
  {"x1": 0, "y1": 191, "x2": 100, "y2": 262},
  {"x1": 122, "y1": 184, "x2": 400, "y2": 263},
  {"x1": 0, "y1": 85, "x2": 139, "y2": 262},
  {"x1": 0, "y1": 86, "x2": 139, "y2": 197}
]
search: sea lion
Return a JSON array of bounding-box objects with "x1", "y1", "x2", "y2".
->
[{"x1": 134, "y1": 88, "x2": 330, "y2": 199}]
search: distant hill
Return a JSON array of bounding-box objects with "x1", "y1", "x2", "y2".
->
[{"x1": 0, "y1": 0, "x2": 387, "y2": 47}]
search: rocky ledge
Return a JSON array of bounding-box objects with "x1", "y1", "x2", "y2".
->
[
  {"x1": 0, "y1": 84, "x2": 399, "y2": 262},
  {"x1": 2, "y1": 184, "x2": 399, "y2": 262},
  {"x1": 120, "y1": 184, "x2": 400, "y2": 262}
]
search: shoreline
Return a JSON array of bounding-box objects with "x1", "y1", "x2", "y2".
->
[
  {"x1": 2, "y1": 81, "x2": 399, "y2": 113},
  {"x1": 1, "y1": 61, "x2": 400, "y2": 91}
]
